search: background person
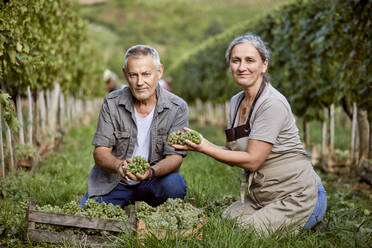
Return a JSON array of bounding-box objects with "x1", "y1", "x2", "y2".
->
[
  {"x1": 172, "y1": 33, "x2": 327, "y2": 234},
  {"x1": 103, "y1": 69, "x2": 120, "y2": 93},
  {"x1": 81, "y1": 45, "x2": 189, "y2": 208}
]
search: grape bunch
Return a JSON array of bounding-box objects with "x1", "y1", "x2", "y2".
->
[
  {"x1": 36, "y1": 199, "x2": 129, "y2": 235},
  {"x1": 185, "y1": 130, "x2": 202, "y2": 144},
  {"x1": 168, "y1": 130, "x2": 202, "y2": 145},
  {"x1": 36, "y1": 199, "x2": 129, "y2": 223},
  {"x1": 126, "y1": 156, "x2": 150, "y2": 175},
  {"x1": 137, "y1": 198, "x2": 203, "y2": 230}
]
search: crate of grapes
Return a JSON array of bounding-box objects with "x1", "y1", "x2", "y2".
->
[
  {"x1": 25, "y1": 198, "x2": 136, "y2": 246},
  {"x1": 135, "y1": 199, "x2": 205, "y2": 240}
]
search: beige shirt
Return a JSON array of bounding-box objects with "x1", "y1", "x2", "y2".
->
[{"x1": 228, "y1": 84, "x2": 308, "y2": 156}]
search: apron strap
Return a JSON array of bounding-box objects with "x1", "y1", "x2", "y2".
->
[
  {"x1": 226, "y1": 80, "x2": 267, "y2": 142},
  {"x1": 231, "y1": 79, "x2": 267, "y2": 129}
]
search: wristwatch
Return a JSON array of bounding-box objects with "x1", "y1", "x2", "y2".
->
[{"x1": 150, "y1": 167, "x2": 156, "y2": 178}]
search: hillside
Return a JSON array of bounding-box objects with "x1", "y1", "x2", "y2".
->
[{"x1": 77, "y1": 0, "x2": 292, "y2": 77}]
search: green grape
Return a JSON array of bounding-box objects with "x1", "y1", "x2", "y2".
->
[
  {"x1": 35, "y1": 199, "x2": 130, "y2": 236},
  {"x1": 63, "y1": 201, "x2": 82, "y2": 215},
  {"x1": 168, "y1": 131, "x2": 183, "y2": 145},
  {"x1": 137, "y1": 198, "x2": 203, "y2": 230},
  {"x1": 126, "y1": 156, "x2": 150, "y2": 175},
  {"x1": 167, "y1": 130, "x2": 202, "y2": 145},
  {"x1": 185, "y1": 130, "x2": 202, "y2": 144}
]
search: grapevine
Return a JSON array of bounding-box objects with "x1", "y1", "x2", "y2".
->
[
  {"x1": 168, "y1": 130, "x2": 202, "y2": 145},
  {"x1": 168, "y1": 0, "x2": 371, "y2": 122},
  {"x1": 0, "y1": 0, "x2": 105, "y2": 98},
  {"x1": 126, "y1": 156, "x2": 150, "y2": 175},
  {"x1": 137, "y1": 198, "x2": 203, "y2": 230}
]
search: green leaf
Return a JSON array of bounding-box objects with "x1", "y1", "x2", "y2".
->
[
  {"x1": 16, "y1": 42, "x2": 22, "y2": 52},
  {"x1": 7, "y1": 48, "x2": 16, "y2": 64}
]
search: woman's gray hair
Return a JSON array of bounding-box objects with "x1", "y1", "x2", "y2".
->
[
  {"x1": 225, "y1": 33, "x2": 271, "y2": 81},
  {"x1": 123, "y1": 45, "x2": 162, "y2": 71}
]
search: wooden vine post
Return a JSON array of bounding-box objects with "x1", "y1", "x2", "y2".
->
[
  {"x1": 16, "y1": 94, "x2": 25, "y2": 145},
  {"x1": 66, "y1": 94, "x2": 72, "y2": 128},
  {"x1": 328, "y1": 104, "x2": 335, "y2": 169},
  {"x1": 38, "y1": 91, "x2": 46, "y2": 136},
  {"x1": 34, "y1": 91, "x2": 39, "y2": 145},
  {"x1": 351, "y1": 103, "x2": 358, "y2": 164},
  {"x1": 27, "y1": 86, "x2": 33, "y2": 145},
  {"x1": 321, "y1": 107, "x2": 328, "y2": 167},
  {"x1": 329, "y1": 104, "x2": 335, "y2": 156},
  {"x1": 224, "y1": 101, "x2": 229, "y2": 124},
  {"x1": 0, "y1": 105, "x2": 4, "y2": 177},
  {"x1": 59, "y1": 93, "x2": 65, "y2": 130},
  {"x1": 303, "y1": 121, "x2": 310, "y2": 148},
  {"x1": 5, "y1": 122, "x2": 14, "y2": 171},
  {"x1": 51, "y1": 83, "x2": 60, "y2": 132}
]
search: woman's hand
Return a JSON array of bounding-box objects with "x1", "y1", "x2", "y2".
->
[{"x1": 171, "y1": 127, "x2": 207, "y2": 153}]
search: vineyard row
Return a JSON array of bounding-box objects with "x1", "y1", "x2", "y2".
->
[{"x1": 0, "y1": 84, "x2": 101, "y2": 177}]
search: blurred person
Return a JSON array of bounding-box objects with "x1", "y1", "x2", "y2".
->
[
  {"x1": 81, "y1": 45, "x2": 189, "y2": 208},
  {"x1": 158, "y1": 77, "x2": 172, "y2": 91},
  {"x1": 105, "y1": 78, "x2": 118, "y2": 93},
  {"x1": 104, "y1": 69, "x2": 119, "y2": 93},
  {"x1": 172, "y1": 34, "x2": 326, "y2": 234}
]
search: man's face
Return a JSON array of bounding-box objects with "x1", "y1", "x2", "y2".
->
[{"x1": 123, "y1": 54, "x2": 163, "y2": 102}]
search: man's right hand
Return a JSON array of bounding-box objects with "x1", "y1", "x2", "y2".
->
[
  {"x1": 116, "y1": 159, "x2": 143, "y2": 182},
  {"x1": 116, "y1": 160, "x2": 127, "y2": 181}
]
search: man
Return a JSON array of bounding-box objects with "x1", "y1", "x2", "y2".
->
[{"x1": 80, "y1": 45, "x2": 188, "y2": 208}]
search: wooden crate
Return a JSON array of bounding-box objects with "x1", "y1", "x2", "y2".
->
[
  {"x1": 25, "y1": 198, "x2": 137, "y2": 246},
  {"x1": 135, "y1": 201, "x2": 205, "y2": 240}
]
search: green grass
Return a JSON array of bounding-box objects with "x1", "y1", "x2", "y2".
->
[{"x1": 0, "y1": 123, "x2": 371, "y2": 247}]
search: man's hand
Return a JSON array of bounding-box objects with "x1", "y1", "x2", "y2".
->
[
  {"x1": 123, "y1": 158, "x2": 152, "y2": 182},
  {"x1": 116, "y1": 160, "x2": 127, "y2": 181},
  {"x1": 127, "y1": 169, "x2": 152, "y2": 181}
]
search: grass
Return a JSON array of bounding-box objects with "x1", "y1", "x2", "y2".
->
[{"x1": 0, "y1": 122, "x2": 371, "y2": 247}]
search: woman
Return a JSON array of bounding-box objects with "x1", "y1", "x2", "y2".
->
[{"x1": 172, "y1": 33, "x2": 327, "y2": 234}]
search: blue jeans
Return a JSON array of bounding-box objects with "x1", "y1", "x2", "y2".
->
[
  {"x1": 303, "y1": 183, "x2": 327, "y2": 230},
  {"x1": 80, "y1": 172, "x2": 187, "y2": 208}
]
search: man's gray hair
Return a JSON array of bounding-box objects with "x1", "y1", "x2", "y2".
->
[
  {"x1": 225, "y1": 33, "x2": 271, "y2": 82},
  {"x1": 123, "y1": 45, "x2": 161, "y2": 71}
]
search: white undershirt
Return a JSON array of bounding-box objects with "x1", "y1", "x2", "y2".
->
[
  {"x1": 132, "y1": 106, "x2": 155, "y2": 161},
  {"x1": 123, "y1": 106, "x2": 155, "y2": 186}
]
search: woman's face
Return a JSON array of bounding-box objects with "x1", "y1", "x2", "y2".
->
[{"x1": 229, "y1": 42, "x2": 268, "y2": 88}]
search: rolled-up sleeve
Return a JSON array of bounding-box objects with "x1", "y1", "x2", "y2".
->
[
  {"x1": 92, "y1": 98, "x2": 116, "y2": 147},
  {"x1": 164, "y1": 102, "x2": 189, "y2": 157}
]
